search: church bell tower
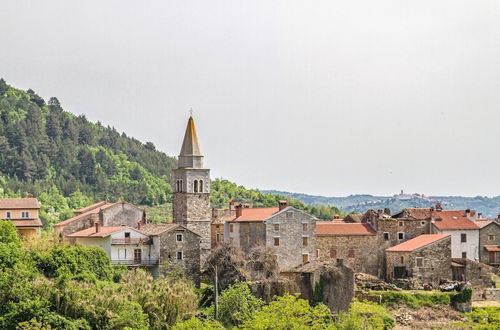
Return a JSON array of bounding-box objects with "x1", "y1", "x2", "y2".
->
[{"x1": 172, "y1": 116, "x2": 211, "y2": 258}]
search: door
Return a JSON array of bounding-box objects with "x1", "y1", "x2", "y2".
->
[
  {"x1": 394, "y1": 266, "x2": 406, "y2": 279},
  {"x1": 134, "y1": 249, "x2": 142, "y2": 264}
]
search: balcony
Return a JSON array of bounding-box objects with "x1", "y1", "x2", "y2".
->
[
  {"x1": 111, "y1": 259, "x2": 159, "y2": 266},
  {"x1": 111, "y1": 238, "x2": 152, "y2": 245}
]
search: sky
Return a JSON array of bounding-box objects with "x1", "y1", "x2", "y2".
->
[{"x1": 1, "y1": 1, "x2": 500, "y2": 197}]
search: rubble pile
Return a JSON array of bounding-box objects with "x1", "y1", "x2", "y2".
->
[{"x1": 355, "y1": 273, "x2": 399, "y2": 291}]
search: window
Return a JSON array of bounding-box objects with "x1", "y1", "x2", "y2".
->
[
  {"x1": 124, "y1": 232, "x2": 130, "y2": 238},
  {"x1": 194, "y1": 180, "x2": 198, "y2": 193},
  {"x1": 347, "y1": 249, "x2": 355, "y2": 258},
  {"x1": 21, "y1": 211, "x2": 29, "y2": 218},
  {"x1": 462, "y1": 252, "x2": 467, "y2": 259},
  {"x1": 316, "y1": 249, "x2": 320, "y2": 258},
  {"x1": 134, "y1": 249, "x2": 142, "y2": 263},
  {"x1": 273, "y1": 224, "x2": 280, "y2": 232},
  {"x1": 489, "y1": 235, "x2": 495, "y2": 241},
  {"x1": 383, "y1": 232, "x2": 389, "y2": 241},
  {"x1": 302, "y1": 223, "x2": 308, "y2": 231},
  {"x1": 274, "y1": 237, "x2": 280, "y2": 246},
  {"x1": 199, "y1": 180, "x2": 204, "y2": 192},
  {"x1": 229, "y1": 224, "x2": 234, "y2": 233},
  {"x1": 416, "y1": 257, "x2": 424, "y2": 267},
  {"x1": 177, "y1": 252, "x2": 183, "y2": 260},
  {"x1": 421, "y1": 221, "x2": 426, "y2": 226},
  {"x1": 302, "y1": 254, "x2": 309, "y2": 263},
  {"x1": 5, "y1": 212, "x2": 11, "y2": 219},
  {"x1": 461, "y1": 233, "x2": 467, "y2": 243},
  {"x1": 302, "y1": 236, "x2": 308, "y2": 246},
  {"x1": 176, "y1": 234, "x2": 183, "y2": 242},
  {"x1": 286, "y1": 212, "x2": 294, "y2": 219},
  {"x1": 398, "y1": 232, "x2": 404, "y2": 240},
  {"x1": 330, "y1": 249, "x2": 337, "y2": 258},
  {"x1": 216, "y1": 233, "x2": 221, "y2": 242},
  {"x1": 398, "y1": 221, "x2": 404, "y2": 227},
  {"x1": 400, "y1": 256, "x2": 404, "y2": 263}
]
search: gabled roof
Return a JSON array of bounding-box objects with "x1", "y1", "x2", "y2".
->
[
  {"x1": 54, "y1": 202, "x2": 115, "y2": 227},
  {"x1": 180, "y1": 116, "x2": 202, "y2": 156},
  {"x1": 484, "y1": 245, "x2": 500, "y2": 252},
  {"x1": 141, "y1": 223, "x2": 200, "y2": 236},
  {"x1": 10, "y1": 219, "x2": 43, "y2": 227},
  {"x1": 386, "y1": 234, "x2": 450, "y2": 252},
  {"x1": 74, "y1": 201, "x2": 108, "y2": 214},
  {"x1": 473, "y1": 219, "x2": 497, "y2": 229},
  {"x1": 394, "y1": 208, "x2": 433, "y2": 220},
  {"x1": 225, "y1": 207, "x2": 280, "y2": 222},
  {"x1": 0, "y1": 198, "x2": 40, "y2": 209},
  {"x1": 432, "y1": 210, "x2": 479, "y2": 230},
  {"x1": 67, "y1": 226, "x2": 137, "y2": 238},
  {"x1": 315, "y1": 222, "x2": 376, "y2": 236}
]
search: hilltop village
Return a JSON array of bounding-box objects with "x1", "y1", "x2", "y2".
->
[{"x1": 2, "y1": 116, "x2": 500, "y2": 314}]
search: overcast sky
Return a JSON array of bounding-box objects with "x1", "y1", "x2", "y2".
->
[{"x1": 1, "y1": 1, "x2": 500, "y2": 197}]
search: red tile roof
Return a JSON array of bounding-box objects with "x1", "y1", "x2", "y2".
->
[
  {"x1": 66, "y1": 226, "x2": 127, "y2": 238},
  {"x1": 10, "y1": 219, "x2": 43, "y2": 227},
  {"x1": 0, "y1": 198, "x2": 40, "y2": 209},
  {"x1": 403, "y1": 208, "x2": 433, "y2": 220},
  {"x1": 432, "y1": 210, "x2": 479, "y2": 230},
  {"x1": 386, "y1": 234, "x2": 450, "y2": 252},
  {"x1": 74, "y1": 201, "x2": 108, "y2": 214},
  {"x1": 225, "y1": 207, "x2": 280, "y2": 222},
  {"x1": 484, "y1": 245, "x2": 500, "y2": 252},
  {"x1": 473, "y1": 219, "x2": 494, "y2": 228},
  {"x1": 315, "y1": 222, "x2": 376, "y2": 236},
  {"x1": 54, "y1": 202, "x2": 115, "y2": 227}
]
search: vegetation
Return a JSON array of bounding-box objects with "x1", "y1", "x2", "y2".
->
[
  {"x1": 336, "y1": 301, "x2": 394, "y2": 330},
  {"x1": 371, "y1": 290, "x2": 451, "y2": 309}
]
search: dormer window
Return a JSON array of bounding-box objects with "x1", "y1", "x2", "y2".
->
[{"x1": 21, "y1": 211, "x2": 29, "y2": 219}]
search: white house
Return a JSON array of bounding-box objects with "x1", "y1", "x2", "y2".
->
[
  {"x1": 67, "y1": 223, "x2": 159, "y2": 266},
  {"x1": 430, "y1": 209, "x2": 480, "y2": 261}
]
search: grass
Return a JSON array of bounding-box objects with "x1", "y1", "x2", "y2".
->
[{"x1": 365, "y1": 290, "x2": 452, "y2": 309}]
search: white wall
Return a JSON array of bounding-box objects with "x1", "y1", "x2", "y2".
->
[
  {"x1": 438, "y1": 229, "x2": 479, "y2": 260},
  {"x1": 224, "y1": 222, "x2": 240, "y2": 246}
]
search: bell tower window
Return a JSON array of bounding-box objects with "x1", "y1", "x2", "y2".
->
[
  {"x1": 194, "y1": 180, "x2": 198, "y2": 193},
  {"x1": 199, "y1": 180, "x2": 203, "y2": 192}
]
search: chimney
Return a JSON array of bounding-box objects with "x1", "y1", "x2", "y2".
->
[
  {"x1": 229, "y1": 200, "x2": 235, "y2": 211},
  {"x1": 478, "y1": 213, "x2": 482, "y2": 219},
  {"x1": 26, "y1": 193, "x2": 33, "y2": 198},
  {"x1": 384, "y1": 208, "x2": 391, "y2": 216},
  {"x1": 95, "y1": 222, "x2": 101, "y2": 233},
  {"x1": 465, "y1": 209, "x2": 471, "y2": 217},
  {"x1": 137, "y1": 221, "x2": 143, "y2": 231},
  {"x1": 235, "y1": 203, "x2": 243, "y2": 218},
  {"x1": 243, "y1": 203, "x2": 250, "y2": 208},
  {"x1": 279, "y1": 200, "x2": 288, "y2": 211},
  {"x1": 435, "y1": 203, "x2": 442, "y2": 212}
]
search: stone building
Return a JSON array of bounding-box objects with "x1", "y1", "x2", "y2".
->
[
  {"x1": 385, "y1": 234, "x2": 452, "y2": 285},
  {"x1": 54, "y1": 201, "x2": 145, "y2": 238},
  {"x1": 224, "y1": 201, "x2": 317, "y2": 270},
  {"x1": 451, "y1": 258, "x2": 496, "y2": 288},
  {"x1": 473, "y1": 217, "x2": 500, "y2": 266},
  {"x1": 171, "y1": 116, "x2": 211, "y2": 260},
  {"x1": 0, "y1": 197, "x2": 42, "y2": 238},
  {"x1": 210, "y1": 202, "x2": 236, "y2": 249},
  {"x1": 315, "y1": 222, "x2": 378, "y2": 276},
  {"x1": 141, "y1": 223, "x2": 201, "y2": 286}
]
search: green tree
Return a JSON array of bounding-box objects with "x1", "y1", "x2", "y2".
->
[{"x1": 216, "y1": 282, "x2": 264, "y2": 327}]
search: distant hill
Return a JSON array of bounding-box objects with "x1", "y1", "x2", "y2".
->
[{"x1": 263, "y1": 190, "x2": 500, "y2": 218}]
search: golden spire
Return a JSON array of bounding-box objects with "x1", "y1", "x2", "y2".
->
[{"x1": 179, "y1": 116, "x2": 202, "y2": 156}]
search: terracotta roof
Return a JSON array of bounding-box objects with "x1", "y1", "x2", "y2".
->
[
  {"x1": 473, "y1": 219, "x2": 494, "y2": 228},
  {"x1": 331, "y1": 219, "x2": 346, "y2": 224},
  {"x1": 386, "y1": 234, "x2": 450, "y2": 252},
  {"x1": 226, "y1": 207, "x2": 280, "y2": 222},
  {"x1": 66, "y1": 226, "x2": 127, "y2": 238},
  {"x1": 0, "y1": 198, "x2": 40, "y2": 209},
  {"x1": 432, "y1": 210, "x2": 479, "y2": 230},
  {"x1": 179, "y1": 116, "x2": 202, "y2": 156},
  {"x1": 484, "y1": 245, "x2": 500, "y2": 252},
  {"x1": 315, "y1": 222, "x2": 376, "y2": 236},
  {"x1": 74, "y1": 201, "x2": 108, "y2": 214},
  {"x1": 401, "y1": 208, "x2": 433, "y2": 220},
  {"x1": 9, "y1": 219, "x2": 43, "y2": 227},
  {"x1": 141, "y1": 223, "x2": 179, "y2": 235},
  {"x1": 54, "y1": 202, "x2": 115, "y2": 227}
]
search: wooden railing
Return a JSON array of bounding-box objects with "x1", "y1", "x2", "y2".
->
[{"x1": 111, "y1": 238, "x2": 151, "y2": 245}]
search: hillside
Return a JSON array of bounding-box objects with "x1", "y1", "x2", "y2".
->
[
  {"x1": 0, "y1": 79, "x2": 343, "y2": 226},
  {"x1": 264, "y1": 190, "x2": 500, "y2": 218}
]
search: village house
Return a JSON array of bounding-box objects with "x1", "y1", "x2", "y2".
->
[
  {"x1": 385, "y1": 234, "x2": 452, "y2": 286},
  {"x1": 224, "y1": 201, "x2": 317, "y2": 270},
  {"x1": 473, "y1": 216, "x2": 500, "y2": 266},
  {"x1": 54, "y1": 201, "x2": 145, "y2": 238},
  {"x1": 315, "y1": 221, "x2": 378, "y2": 275},
  {"x1": 0, "y1": 197, "x2": 43, "y2": 238},
  {"x1": 67, "y1": 223, "x2": 158, "y2": 267}
]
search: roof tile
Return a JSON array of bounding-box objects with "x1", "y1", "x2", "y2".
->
[
  {"x1": 386, "y1": 234, "x2": 450, "y2": 252},
  {"x1": 315, "y1": 222, "x2": 376, "y2": 236}
]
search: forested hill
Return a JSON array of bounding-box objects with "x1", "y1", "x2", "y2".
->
[{"x1": 0, "y1": 79, "x2": 344, "y2": 226}]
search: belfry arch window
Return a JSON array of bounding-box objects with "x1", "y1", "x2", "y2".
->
[
  {"x1": 179, "y1": 180, "x2": 183, "y2": 192},
  {"x1": 194, "y1": 180, "x2": 198, "y2": 193},
  {"x1": 199, "y1": 180, "x2": 204, "y2": 192}
]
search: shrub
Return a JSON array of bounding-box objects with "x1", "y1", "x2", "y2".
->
[
  {"x1": 336, "y1": 301, "x2": 394, "y2": 330},
  {"x1": 379, "y1": 291, "x2": 450, "y2": 309},
  {"x1": 173, "y1": 316, "x2": 224, "y2": 330},
  {"x1": 215, "y1": 281, "x2": 264, "y2": 327},
  {"x1": 451, "y1": 288, "x2": 472, "y2": 305}
]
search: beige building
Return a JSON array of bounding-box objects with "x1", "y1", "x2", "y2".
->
[{"x1": 0, "y1": 198, "x2": 42, "y2": 238}]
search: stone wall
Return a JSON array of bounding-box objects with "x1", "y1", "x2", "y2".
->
[
  {"x1": 452, "y1": 258, "x2": 495, "y2": 289},
  {"x1": 386, "y1": 236, "x2": 452, "y2": 286},
  {"x1": 238, "y1": 222, "x2": 266, "y2": 253},
  {"x1": 479, "y1": 223, "x2": 500, "y2": 264},
  {"x1": 315, "y1": 234, "x2": 378, "y2": 276},
  {"x1": 57, "y1": 213, "x2": 99, "y2": 237},
  {"x1": 102, "y1": 202, "x2": 144, "y2": 227}
]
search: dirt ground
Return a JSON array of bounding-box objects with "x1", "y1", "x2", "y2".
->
[
  {"x1": 390, "y1": 305, "x2": 467, "y2": 329},
  {"x1": 472, "y1": 300, "x2": 500, "y2": 308}
]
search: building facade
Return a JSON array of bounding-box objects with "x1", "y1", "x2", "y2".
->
[
  {"x1": 0, "y1": 197, "x2": 42, "y2": 238},
  {"x1": 475, "y1": 219, "x2": 500, "y2": 265}
]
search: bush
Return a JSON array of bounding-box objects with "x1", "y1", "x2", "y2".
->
[
  {"x1": 215, "y1": 282, "x2": 264, "y2": 327},
  {"x1": 379, "y1": 291, "x2": 450, "y2": 308},
  {"x1": 465, "y1": 307, "x2": 500, "y2": 325},
  {"x1": 451, "y1": 288, "x2": 472, "y2": 304},
  {"x1": 336, "y1": 302, "x2": 394, "y2": 330},
  {"x1": 173, "y1": 316, "x2": 224, "y2": 330}
]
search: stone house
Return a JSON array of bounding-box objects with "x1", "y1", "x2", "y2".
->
[
  {"x1": 473, "y1": 217, "x2": 500, "y2": 266},
  {"x1": 0, "y1": 197, "x2": 43, "y2": 238},
  {"x1": 385, "y1": 234, "x2": 452, "y2": 285},
  {"x1": 141, "y1": 223, "x2": 201, "y2": 286},
  {"x1": 54, "y1": 201, "x2": 145, "y2": 238},
  {"x1": 67, "y1": 223, "x2": 158, "y2": 266},
  {"x1": 210, "y1": 201, "x2": 236, "y2": 249},
  {"x1": 315, "y1": 222, "x2": 378, "y2": 276},
  {"x1": 451, "y1": 258, "x2": 496, "y2": 288},
  {"x1": 224, "y1": 201, "x2": 317, "y2": 270}
]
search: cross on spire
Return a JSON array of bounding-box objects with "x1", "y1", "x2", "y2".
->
[{"x1": 189, "y1": 107, "x2": 193, "y2": 116}]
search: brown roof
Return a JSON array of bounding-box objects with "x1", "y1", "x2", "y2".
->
[
  {"x1": 226, "y1": 207, "x2": 280, "y2": 222},
  {"x1": 0, "y1": 198, "x2": 40, "y2": 209},
  {"x1": 141, "y1": 223, "x2": 180, "y2": 235},
  {"x1": 66, "y1": 226, "x2": 128, "y2": 238},
  {"x1": 54, "y1": 202, "x2": 115, "y2": 227},
  {"x1": 9, "y1": 219, "x2": 43, "y2": 227},
  {"x1": 432, "y1": 210, "x2": 479, "y2": 230},
  {"x1": 315, "y1": 222, "x2": 376, "y2": 236},
  {"x1": 473, "y1": 219, "x2": 494, "y2": 229},
  {"x1": 74, "y1": 201, "x2": 108, "y2": 214},
  {"x1": 403, "y1": 208, "x2": 433, "y2": 220},
  {"x1": 386, "y1": 234, "x2": 450, "y2": 252},
  {"x1": 484, "y1": 245, "x2": 500, "y2": 252}
]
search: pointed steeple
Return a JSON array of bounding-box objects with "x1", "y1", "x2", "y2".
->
[
  {"x1": 178, "y1": 116, "x2": 204, "y2": 168},
  {"x1": 180, "y1": 116, "x2": 202, "y2": 156}
]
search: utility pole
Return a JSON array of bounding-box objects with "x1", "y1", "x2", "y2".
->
[{"x1": 214, "y1": 264, "x2": 219, "y2": 320}]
